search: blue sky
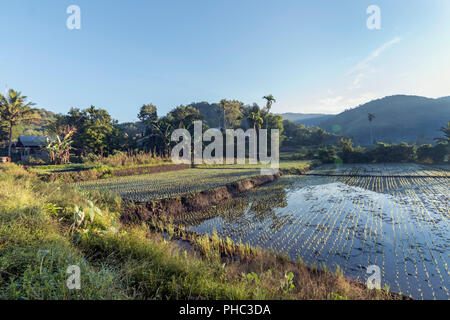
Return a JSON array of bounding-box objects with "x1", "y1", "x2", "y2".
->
[{"x1": 1, "y1": 0, "x2": 449, "y2": 122}]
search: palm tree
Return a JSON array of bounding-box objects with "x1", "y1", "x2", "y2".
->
[
  {"x1": 434, "y1": 121, "x2": 450, "y2": 144},
  {"x1": 0, "y1": 89, "x2": 37, "y2": 157},
  {"x1": 368, "y1": 113, "x2": 376, "y2": 145},
  {"x1": 153, "y1": 117, "x2": 175, "y2": 157},
  {"x1": 250, "y1": 111, "x2": 264, "y2": 131},
  {"x1": 262, "y1": 94, "x2": 276, "y2": 112}
]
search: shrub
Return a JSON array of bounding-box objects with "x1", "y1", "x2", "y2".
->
[
  {"x1": 371, "y1": 142, "x2": 415, "y2": 163},
  {"x1": 317, "y1": 147, "x2": 337, "y2": 164},
  {"x1": 417, "y1": 144, "x2": 434, "y2": 163}
]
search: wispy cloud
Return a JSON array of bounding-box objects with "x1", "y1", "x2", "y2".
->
[
  {"x1": 319, "y1": 96, "x2": 344, "y2": 107},
  {"x1": 316, "y1": 92, "x2": 377, "y2": 111},
  {"x1": 347, "y1": 37, "x2": 402, "y2": 89}
]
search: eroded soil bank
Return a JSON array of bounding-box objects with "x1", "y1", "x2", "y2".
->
[{"x1": 121, "y1": 171, "x2": 282, "y2": 223}]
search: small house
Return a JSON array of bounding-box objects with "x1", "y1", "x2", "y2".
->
[{"x1": 12, "y1": 135, "x2": 50, "y2": 162}]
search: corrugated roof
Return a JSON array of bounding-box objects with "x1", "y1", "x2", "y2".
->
[{"x1": 17, "y1": 135, "x2": 49, "y2": 147}]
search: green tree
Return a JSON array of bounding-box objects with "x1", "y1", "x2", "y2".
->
[
  {"x1": 167, "y1": 105, "x2": 202, "y2": 130},
  {"x1": 0, "y1": 89, "x2": 38, "y2": 157},
  {"x1": 264, "y1": 113, "x2": 285, "y2": 146},
  {"x1": 434, "y1": 121, "x2": 450, "y2": 144},
  {"x1": 263, "y1": 94, "x2": 276, "y2": 112},
  {"x1": 338, "y1": 138, "x2": 354, "y2": 153},
  {"x1": 431, "y1": 143, "x2": 449, "y2": 163},
  {"x1": 416, "y1": 144, "x2": 434, "y2": 163},
  {"x1": 138, "y1": 104, "x2": 158, "y2": 135},
  {"x1": 368, "y1": 113, "x2": 376, "y2": 145},
  {"x1": 188, "y1": 102, "x2": 222, "y2": 128},
  {"x1": 152, "y1": 116, "x2": 175, "y2": 156},
  {"x1": 59, "y1": 106, "x2": 120, "y2": 156},
  {"x1": 46, "y1": 125, "x2": 77, "y2": 164},
  {"x1": 250, "y1": 111, "x2": 264, "y2": 131},
  {"x1": 219, "y1": 99, "x2": 243, "y2": 129}
]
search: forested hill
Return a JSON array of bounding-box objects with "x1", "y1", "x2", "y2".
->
[
  {"x1": 438, "y1": 96, "x2": 450, "y2": 102},
  {"x1": 319, "y1": 95, "x2": 450, "y2": 145},
  {"x1": 278, "y1": 113, "x2": 334, "y2": 127}
]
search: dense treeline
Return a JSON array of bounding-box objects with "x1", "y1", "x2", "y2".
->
[
  {"x1": 0, "y1": 89, "x2": 290, "y2": 163},
  {"x1": 136, "y1": 99, "x2": 285, "y2": 157},
  {"x1": 282, "y1": 120, "x2": 340, "y2": 148},
  {"x1": 315, "y1": 136, "x2": 449, "y2": 164},
  {"x1": 1, "y1": 88, "x2": 449, "y2": 165}
]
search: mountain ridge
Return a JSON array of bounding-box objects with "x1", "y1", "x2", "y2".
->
[{"x1": 319, "y1": 94, "x2": 450, "y2": 145}]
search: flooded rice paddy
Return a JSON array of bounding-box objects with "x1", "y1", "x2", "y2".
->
[{"x1": 182, "y1": 164, "x2": 449, "y2": 299}]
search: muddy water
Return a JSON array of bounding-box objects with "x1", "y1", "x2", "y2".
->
[{"x1": 185, "y1": 174, "x2": 449, "y2": 300}]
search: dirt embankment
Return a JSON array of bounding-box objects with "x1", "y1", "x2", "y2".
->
[{"x1": 121, "y1": 171, "x2": 282, "y2": 223}]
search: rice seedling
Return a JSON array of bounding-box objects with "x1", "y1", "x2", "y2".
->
[{"x1": 176, "y1": 164, "x2": 449, "y2": 300}]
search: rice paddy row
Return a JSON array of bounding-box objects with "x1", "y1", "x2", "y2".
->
[
  {"x1": 76, "y1": 168, "x2": 263, "y2": 201},
  {"x1": 181, "y1": 172, "x2": 449, "y2": 300},
  {"x1": 310, "y1": 163, "x2": 450, "y2": 177}
]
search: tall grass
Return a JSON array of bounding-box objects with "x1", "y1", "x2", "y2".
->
[
  {"x1": 0, "y1": 163, "x2": 126, "y2": 299},
  {"x1": 0, "y1": 163, "x2": 399, "y2": 300},
  {"x1": 84, "y1": 151, "x2": 170, "y2": 168}
]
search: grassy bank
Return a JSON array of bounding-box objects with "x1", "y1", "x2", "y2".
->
[{"x1": 0, "y1": 163, "x2": 399, "y2": 300}]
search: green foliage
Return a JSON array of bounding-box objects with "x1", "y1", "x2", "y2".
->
[
  {"x1": 317, "y1": 146, "x2": 337, "y2": 164},
  {"x1": 219, "y1": 99, "x2": 243, "y2": 129},
  {"x1": 332, "y1": 139, "x2": 448, "y2": 164},
  {"x1": 45, "y1": 126, "x2": 76, "y2": 164},
  {"x1": 262, "y1": 94, "x2": 276, "y2": 112},
  {"x1": 430, "y1": 143, "x2": 449, "y2": 163},
  {"x1": 328, "y1": 292, "x2": 348, "y2": 300},
  {"x1": 0, "y1": 165, "x2": 126, "y2": 299},
  {"x1": 280, "y1": 272, "x2": 295, "y2": 293},
  {"x1": 417, "y1": 144, "x2": 434, "y2": 163},
  {"x1": 52, "y1": 106, "x2": 124, "y2": 157},
  {"x1": 138, "y1": 104, "x2": 158, "y2": 130},
  {"x1": 0, "y1": 89, "x2": 38, "y2": 156},
  {"x1": 244, "y1": 272, "x2": 261, "y2": 286},
  {"x1": 188, "y1": 102, "x2": 222, "y2": 128},
  {"x1": 0, "y1": 163, "x2": 405, "y2": 300},
  {"x1": 373, "y1": 142, "x2": 415, "y2": 163},
  {"x1": 283, "y1": 120, "x2": 339, "y2": 147},
  {"x1": 434, "y1": 121, "x2": 450, "y2": 144}
]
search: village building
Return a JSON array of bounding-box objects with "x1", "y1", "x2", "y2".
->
[{"x1": 12, "y1": 135, "x2": 51, "y2": 162}]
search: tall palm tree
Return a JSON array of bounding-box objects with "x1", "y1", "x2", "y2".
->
[
  {"x1": 250, "y1": 111, "x2": 264, "y2": 131},
  {"x1": 263, "y1": 94, "x2": 276, "y2": 112},
  {"x1": 434, "y1": 121, "x2": 450, "y2": 143},
  {"x1": 368, "y1": 113, "x2": 376, "y2": 145},
  {"x1": 0, "y1": 89, "x2": 37, "y2": 157}
]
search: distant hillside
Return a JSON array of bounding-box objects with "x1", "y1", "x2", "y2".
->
[
  {"x1": 438, "y1": 96, "x2": 450, "y2": 102},
  {"x1": 319, "y1": 95, "x2": 450, "y2": 145},
  {"x1": 278, "y1": 113, "x2": 334, "y2": 127}
]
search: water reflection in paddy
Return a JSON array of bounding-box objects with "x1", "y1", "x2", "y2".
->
[{"x1": 183, "y1": 175, "x2": 449, "y2": 300}]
